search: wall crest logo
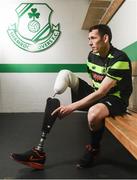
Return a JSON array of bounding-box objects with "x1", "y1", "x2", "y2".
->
[{"x1": 7, "y1": 3, "x2": 61, "y2": 52}]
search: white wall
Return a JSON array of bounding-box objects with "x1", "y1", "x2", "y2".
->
[
  {"x1": 109, "y1": 0, "x2": 137, "y2": 49},
  {"x1": 1, "y1": 0, "x2": 136, "y2": 112},
  {"x1": 108, "y1": 0, "x2": 137, "y2": 112},
  {"x1": 0, "y1": 0, "x2": 91, "y2": 112}
]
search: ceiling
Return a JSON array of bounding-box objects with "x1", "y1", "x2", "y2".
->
[{"x1": 82, "y1": 0, "x2": 125, "y2": 30}]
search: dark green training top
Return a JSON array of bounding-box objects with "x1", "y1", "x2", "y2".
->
[{"x1": 87, "y1": 45, "x2": 133, "y2": 106}]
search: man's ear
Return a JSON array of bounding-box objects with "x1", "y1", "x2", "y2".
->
[{"x1": 103, "y1": 34, "x2": 109, "y2": 43}]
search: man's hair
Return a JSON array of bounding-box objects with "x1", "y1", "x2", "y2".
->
[{"x1": 89, "y1": 24, "x2": 112, "y2": 43}]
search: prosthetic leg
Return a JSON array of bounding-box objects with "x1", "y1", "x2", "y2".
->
[
  {"x1": 10, "y1": 97, "x2": 60, "y2": 170},
  {"x1": 11, "y1": 70, "x2": 79, "y2": 169},
  {"x1": 35, "y1": 70, "x2": 79, "y2": 151},
  {"x1": 35, "y1": 97, "x2": 60, "y2": 152}
]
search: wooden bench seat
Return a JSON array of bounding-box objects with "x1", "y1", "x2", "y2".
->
[{"x1": 105, "y1": 110, "x2": 137, "y2": 160}]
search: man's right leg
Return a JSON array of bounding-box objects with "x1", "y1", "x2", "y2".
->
[{"x1": 76, "y1": 95, "x2": 127, "y2": 168}]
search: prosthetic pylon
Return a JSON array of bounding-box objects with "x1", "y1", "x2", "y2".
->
[{"x1": 36, "y1": 97, "x2": 60, "y2": 151}]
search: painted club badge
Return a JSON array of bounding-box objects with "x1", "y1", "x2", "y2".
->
[{"x1": 7, "y1": 3, "x2": 61, "y2": 52}]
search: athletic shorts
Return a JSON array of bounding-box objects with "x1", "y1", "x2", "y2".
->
[{"x1": 71, "y1": 78, "x2": 127, "y2": 116}]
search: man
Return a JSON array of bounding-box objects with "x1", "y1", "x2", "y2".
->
[{"x1": 11, "y1": 24, "x2": 132, "y2": 169}]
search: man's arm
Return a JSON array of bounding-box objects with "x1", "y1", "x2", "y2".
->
[
  {"x1": 52, "y1": 77, "x2": 117, "y2": 118},
  {"x1": 71, "y1": 76, "x2": 117, "y2": 110}
]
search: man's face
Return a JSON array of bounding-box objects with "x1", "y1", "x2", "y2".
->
[{"x1": 88, "y1": 29, "x2": 106, "y2": 53}]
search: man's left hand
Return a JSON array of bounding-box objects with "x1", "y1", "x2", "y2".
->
[{"x1": 51, "y1": 104, "x2": 75, "y2": 119}]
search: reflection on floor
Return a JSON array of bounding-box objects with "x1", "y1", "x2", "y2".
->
[{"x1": 0, "y1": 112, "x2": 137, "y2": 179}]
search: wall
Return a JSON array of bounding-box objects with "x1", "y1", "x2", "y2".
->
[
  {"x1": 109, "y1": 0, "x2": 137, "y2": 112},
  {"x1": 0, "y1": 0, "x2": 91, "y2": 112},
  {"x1": 109, "y1": 0, "x2": 137, "y2": 50},
  {"x1": 0, "y1": 0, "x2": 137, "y2": 112}
]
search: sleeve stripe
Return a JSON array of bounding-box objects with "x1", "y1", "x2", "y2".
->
[
  {"x1": 111, "y1": 61, "x2": 129, "y2": 70},
  {"x1": 107, "y1": 74, "x2": 122, "y2": 81}
]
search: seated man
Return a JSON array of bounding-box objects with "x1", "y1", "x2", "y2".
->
[{"x1": 11, "y1": 24, "x2": 132, "y2": 169}]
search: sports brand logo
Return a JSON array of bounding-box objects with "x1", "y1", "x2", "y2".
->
[{"x1": 7, "y1": 3, "x2": 61, "y2": 52}]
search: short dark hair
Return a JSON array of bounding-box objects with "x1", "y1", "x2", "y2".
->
[{"x1": 89, "y1": 24, "x2": 112, "y2": 43}]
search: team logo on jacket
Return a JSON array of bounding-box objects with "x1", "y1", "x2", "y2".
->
[
  {"x1": 7, "y1": 3, "x2": 61, "y2": 52},
  {"x1": 92, "y1": 73, "x2": 104, "y2": 81}
]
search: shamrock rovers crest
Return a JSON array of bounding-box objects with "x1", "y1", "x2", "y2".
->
[{"x1": 7, "y1": 3, "x2": 61, "y2": 52}]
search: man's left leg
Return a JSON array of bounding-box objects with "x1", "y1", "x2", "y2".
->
[{"x1": 10, "y1": 70, "x2": 80, "y2": 170}]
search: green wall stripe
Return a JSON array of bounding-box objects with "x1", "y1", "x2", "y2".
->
[
  {"x1": 122, "y1": 41, "x2": 137, "y2": 61},
  {"x1": 0, "y1": 41, "x2": 137, "y2": 73},
  {"x1": 0, "y1": 64, "x2": 87, "y2": 73}
]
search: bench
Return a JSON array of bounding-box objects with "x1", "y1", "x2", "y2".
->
[
  {"x1": 105, "y1": 62, "x2": 137, "y2": 159},
  {"x1": 76, "y1": 109, "x2": 137, "y2": 160},
  {"x1": 105, "y1": 110, "x2": 137, "y2": 160}
]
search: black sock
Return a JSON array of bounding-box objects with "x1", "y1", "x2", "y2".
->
[{"x1": 90, "y1": 125, "x2": 105, "y2": 149}]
